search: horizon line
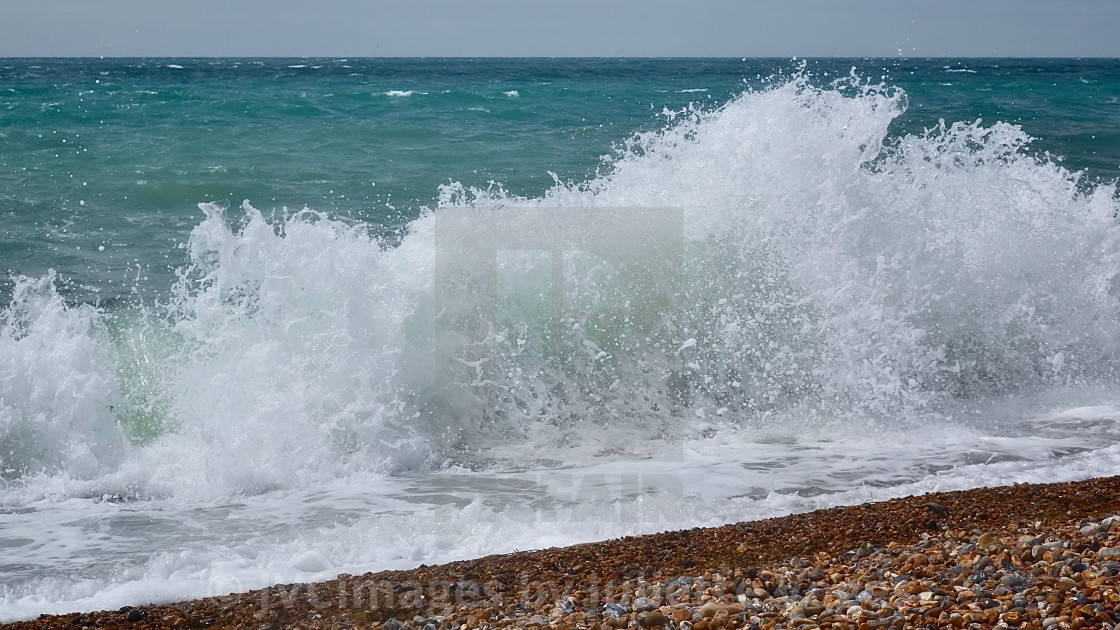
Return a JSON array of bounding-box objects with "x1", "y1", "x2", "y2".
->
[{"x1": 3, "y1": 55, "x2": 1120, "y2": 60}]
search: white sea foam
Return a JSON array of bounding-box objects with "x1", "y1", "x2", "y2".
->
[
  {"x1": 0, "y1": 273, "x2": 126, "y2": 482},
  {"x1": 3, "y1": 73, "x2": 1120, "y2": 620},
  {"x1": 4, "y1": 418, "x2": 1119, "y2": 621}
]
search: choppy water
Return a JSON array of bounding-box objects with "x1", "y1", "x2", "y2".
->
[{"x1": 2, "y1": 58, "x2": 1120, "y2": 621}]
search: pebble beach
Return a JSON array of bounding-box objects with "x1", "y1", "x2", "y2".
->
[{"x1": 7, "y1": 476, "x2": 1120, "y2": 630}]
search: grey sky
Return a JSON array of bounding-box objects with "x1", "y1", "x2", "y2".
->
[{"x1": 2, "y1": 0, "x2": 1118, "y2": 58}]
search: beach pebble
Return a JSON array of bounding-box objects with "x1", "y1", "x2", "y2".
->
[
  {"x1": 603, "y1": 603, "x2": 628, "y2": 617},
  {"x1": 922, "y1": 502, "x2": 950, "y2": 518},
  {"x1": 699, "y1": 602, "x2": 730, "y2": 618},
  {"x1": 632, "y1": 597, "x2": 658, "y2": 612},
  {"x1": 1100, "y1": 546, "x2": 1120, "y2": 559}
]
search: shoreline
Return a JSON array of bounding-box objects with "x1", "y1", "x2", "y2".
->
[{"x1": 6, "y1": 476, "x2": 1120, "y2": 630}]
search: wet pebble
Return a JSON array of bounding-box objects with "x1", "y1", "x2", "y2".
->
[{"x1": 603, "y1": 602, "x2": 627, "y2": 618}]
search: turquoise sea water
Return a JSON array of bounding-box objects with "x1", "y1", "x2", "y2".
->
[
  {"x1": 2, "y1": 58, "x2": 1120, "y2": 619},
  {"x1": 2, "y1": 58, "x2": 1119, "y2": 306}
]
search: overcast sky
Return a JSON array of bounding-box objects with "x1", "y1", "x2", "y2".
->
[{"x1": 2, "y1": 0, "x2": 1119, "y2": 58}]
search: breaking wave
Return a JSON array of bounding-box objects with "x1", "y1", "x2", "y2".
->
[{"x1": 3, "y1": 74, "x2": 1120, "y2": 501}]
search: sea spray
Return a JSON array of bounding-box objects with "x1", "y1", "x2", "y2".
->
[
  {"x1": 137, "y1": 201, "x2": 433, "y2": 493},
  {"x1": 442, "y1": 75, "x2": 1120, "y2": 427},
  {"x1": 0, "y1": 272, "x2": 126, "y2": 481}
]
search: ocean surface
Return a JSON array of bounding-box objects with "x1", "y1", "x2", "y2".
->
[{"x1": 2, "y1": 57, "x2": 1120, "y2": 620}]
